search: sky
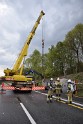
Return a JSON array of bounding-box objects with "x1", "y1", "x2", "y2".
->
[{"x1": 0, "y1": 0, "x2": 83, "y2": 76}]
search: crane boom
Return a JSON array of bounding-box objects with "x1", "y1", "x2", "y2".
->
[
  {"x1": 13, "y1": 10, "x2": 45, "y2": 71},
  {"x1": 4, "y1": 10, "x2": 45, "y2": 76}
]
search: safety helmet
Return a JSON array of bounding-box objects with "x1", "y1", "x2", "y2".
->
[
  {"x1": 57, "y1": 77, "x2": 60, "y2": 81},
  {"x1": 50, "y1": 78, "x2": 53, "y2": 81},
  {"x1": 68, "y1": 79, "x2": 72, "y2": 83}
]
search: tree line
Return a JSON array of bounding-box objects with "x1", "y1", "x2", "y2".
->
[{"x1": 24, "y1": 23, "x2": 83, "y2": 79}]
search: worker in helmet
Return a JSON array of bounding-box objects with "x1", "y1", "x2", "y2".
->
[
  {"x1": 47, "y1": 78, "x2": 54, "y2": 103},
  {"x1": 55, "y1": 77, "x2": 62, "y2": 101},
  {"x1": 67, "y1": 79, "x2": 74, "y2": 104}
]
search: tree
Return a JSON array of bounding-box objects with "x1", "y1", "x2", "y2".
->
[
  {"x1": 75, "y1": 24, "x2": 83, "y2": 55},
  {"x1": 25, "y1": 49, "x2": 42, "y2": 79},
  {"x1": 45, "y1": 45, "x2": 56, "y2": 77},
  {"x1": 65, "y1": 23, "x2": 83, "y2": 72}
]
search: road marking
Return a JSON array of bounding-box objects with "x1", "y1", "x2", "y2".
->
[
  {"x1": 61, "y1": 98, "x2": 83, "y2": 107},
  {"x1": 58, "y1": 100, "x2": 66, "y2": 104},
  {"x1": 20, "y1": 103, "x2": 36, "y2": 124},
  {"x1": 72, "y1": 101, "x2": 83, "y2": 107},
  {"x1": 35, "y1": 91, "x2": 47, "y2": 96},
  {"x1": 73, "y1": 95, "x2": 83, "y2": 98},
  {"x1": 53, "y1": 98, "x2": 83, "y2": 110},
  {"x1": 35, "y1": 91, "x2": 83, "y2": 110},
  {"x1": 68, "y1": 104, "x2": 83, "y2": 110}
]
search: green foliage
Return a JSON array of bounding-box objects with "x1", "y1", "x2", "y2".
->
[
  {"x1": 24, "y1": 49, "x2": 43, "y2": 80},
  {"x1": 24, "y1": 23, "x2": 83, "y2": 78}
]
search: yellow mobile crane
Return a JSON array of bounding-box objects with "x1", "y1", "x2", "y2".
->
[{"x1": 1, "y1": 10, "x2": 45, "y2": 91}]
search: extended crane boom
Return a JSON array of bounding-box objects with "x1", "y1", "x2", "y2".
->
[{"x1": 1, "y1": 10, "x2": 45, "y2": 91}]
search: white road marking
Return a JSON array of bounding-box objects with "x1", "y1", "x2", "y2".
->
[
  {"x1": 35, "y1": 91, "x2": 83, "y2": 107},
  {"x1": 35, "y1": 91, "x2": 47, "y2": 96},
  {"x1": 20, "y1": 103, "x2": 36, "y2": 124},
  {"x1": 72, "y1": 101, "x2": 83, "y2": 107}
]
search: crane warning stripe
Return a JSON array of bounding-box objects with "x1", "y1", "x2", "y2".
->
[
  {"x1": 3, "y1": 86, "x2": 31, "y2": 90},
  {"x1": 3, "y1": 86, "x2": 15, "y2": 90},
  {"x1": 2, "y1": 86, "x2": 45, "y2": 91},
  {"x1": 32, "y1": 86, "x2": 45, "y2": 90}
]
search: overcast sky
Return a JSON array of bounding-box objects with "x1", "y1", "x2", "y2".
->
[{"x1": 0, "y1": 0, "x2": 83, "y2": 76}]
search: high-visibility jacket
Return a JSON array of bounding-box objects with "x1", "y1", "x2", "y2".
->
[
  {"x1": 48, "y1": 81, "x2": 54, "y2": 90},
  {"x1": 55, "y1": 81, "x2": 62, "y2": 90},
  {"x1": 67, "y1": 83, "x2": 74, "y2": 92}
]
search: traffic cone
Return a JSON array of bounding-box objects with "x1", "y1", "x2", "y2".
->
[
  {"x1": 1, "y1": 82, "x2": 4, "y2": 91},
  {"x1": 0, "y1": 82, "x2": 6, "y2": 94}
]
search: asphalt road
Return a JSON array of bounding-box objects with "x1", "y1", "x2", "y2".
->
[{"x1": 0, "y1": 90, "x2": 83, "y2": 124}]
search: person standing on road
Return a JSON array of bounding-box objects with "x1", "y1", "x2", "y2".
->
[
  {"x1": 67, "y1": 79, "x2": 74, "y2": 104},
  {"x1": 55, "y1": 77, "x2": 62, "y2": 101},
  {"x1": 47, "y1": 78, "x2": 54, "y2": 103}
]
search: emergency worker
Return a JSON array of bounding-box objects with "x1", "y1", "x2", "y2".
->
[
  {"x1": 55, "y1": 77, "x2": 62, "y2": 101},
  {"x1": 47, "y1": 78, "x2": 54, "y2": 103},
  {"x1": 67, "y1": 79, "x2": 74, "y2": 104}
]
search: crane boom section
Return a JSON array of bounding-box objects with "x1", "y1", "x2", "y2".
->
[{"x1": 13, "y1": 11, "x2": 45, "y2": 71}]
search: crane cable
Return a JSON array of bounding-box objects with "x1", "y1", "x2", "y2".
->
[{"x1": 41, "y1": 16, "x2": 45, "y2": 76}]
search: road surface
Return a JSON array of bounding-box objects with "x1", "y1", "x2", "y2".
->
[{"x1": 0, "y1": 90, "x2": 83, "y2": 124}]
